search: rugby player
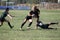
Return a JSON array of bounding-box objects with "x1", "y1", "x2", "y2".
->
[{"x1": 0, "y1": 8, "x2": 14, "y2": 29}]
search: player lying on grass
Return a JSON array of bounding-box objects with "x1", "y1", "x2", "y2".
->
[
  {"x1": 20, "y1": 6, "x2": 40, "y2": 30},
  {"x1": 36, "y1": 21, "x2": 58, "y2": 29},
  {"x1": 0, "y1": 8, "x2": 14, "y2": 29}
]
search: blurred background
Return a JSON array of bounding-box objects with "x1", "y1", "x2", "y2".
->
[{"x1": 0, "y1": 0, "x2": 60, "y2": 10}]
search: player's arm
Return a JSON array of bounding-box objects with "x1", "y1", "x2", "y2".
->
[
  {"x1": 28, "y1": 13, "x2": 34, "y2": 17},
  {"x1": 7, "y1": 14, "x2": 13, "y2": 19},
  {"x1": 29, "y1": 11, "x2": 34, "y2": 16}
]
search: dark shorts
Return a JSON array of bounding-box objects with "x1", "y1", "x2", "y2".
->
[
  {"x1": 0, "y1": 18, "x2": 5, "y2": 22},
  {"x1": 26, "y1": 16, "x2": 32, "y2": 20}
]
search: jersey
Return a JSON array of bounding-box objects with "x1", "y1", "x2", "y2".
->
[
  {"x1": 37, "y1": 21, "x2": 49, "y2": 29},
  {"x1": 34, "y1": 9, "x2": 40, "y2": 17},
  {"x1": 29, "y1": 10, "x2": 34, "y2": 15},
  {"x1": 0, "y1": 11, "x2": 9, "y2": 19}
]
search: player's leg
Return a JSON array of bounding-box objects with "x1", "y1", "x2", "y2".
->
[
  {"x1": 36, "y1": 22, "x2": 39, "y2": 29},
  {"x1": 5, "y1": 19, "x2": 13, "y2": 29},
  {"x1": 27, "y1": 19, "x2": 32, "y2": 29},
  {"x1": 42, "y1": 22, "x2": 58, "y2": 29},
  {"x1": 36, "y1": 16, "x2": 40, "y2": 29},
  {"x1": 36, "y1": 16, "x2": 39, "y2": 22},
  {"x1": 21, "y1": 19, "x2": 27, "y2": 29},
  {"x1": 49, "y1": 22, "x2": 58, "y2": 25},
  {"x1": 0, "y1": 21, "x2": 3, "y2": 27}
]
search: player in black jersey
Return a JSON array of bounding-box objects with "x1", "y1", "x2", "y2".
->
[
  {"x1": 0, "y1": 8, "x2": 14, "y2": 29},
  {"x1": 33, "y1": 6, "x2": 40, "y2": 22},
  {"x1": 37, "y1": 21, "x2": 58, "y2": 29},
  {"x1": 31, "y1": 6, "x2": 40, "y2": 29},
  {"x1": 20, "y1": 10, "x2": 34, "y2": 30}
]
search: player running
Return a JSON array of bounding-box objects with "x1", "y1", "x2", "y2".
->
[
  {"x1": 0, "y1": 8, "x2": 14, "y2": 29},
  {"x1": 20, "y1": 9, "x2": 34, "y2": 30}
]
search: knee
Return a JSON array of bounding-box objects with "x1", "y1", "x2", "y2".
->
[{"x1": 29, "y1": 19, "x2": 32, "y2": 22}]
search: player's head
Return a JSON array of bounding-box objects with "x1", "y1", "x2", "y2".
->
[
  {"x1": 6, "y1": 8, "x2": 9, "y2": 11},
  {"x1": 37, "y1": 21, "x2": 43, "y2": 27},
  {"x1": 31, "y1": 5, "x2": 38, "y2": 11}
]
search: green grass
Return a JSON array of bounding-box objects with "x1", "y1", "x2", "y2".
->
[{"x1": 0, "y1": 10, "x2": 60, "y2": 40}]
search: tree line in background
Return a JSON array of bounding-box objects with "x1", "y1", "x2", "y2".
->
[
  {"x1": 10, "y1": 0, "x2": 58, "y2": 4},
  {"x1": 0, "y1": 0, "x2": 58, "y2": 6}
]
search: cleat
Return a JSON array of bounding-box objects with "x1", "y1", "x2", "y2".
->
[
  {"x1": 20, "y1": 28, "x2": 22, "y2": 30},
  {"x1": 10, "y1": 26, "x2": 14, "y2": 29}
]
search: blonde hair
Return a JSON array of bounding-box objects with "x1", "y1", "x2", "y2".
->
[{"x1": 31, "y1": 6, "x2": 35, "y2": 11}]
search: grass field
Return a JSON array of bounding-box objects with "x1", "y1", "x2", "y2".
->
[{"x1": 0, "y1": 10, "x2": 60, "y2": 40}]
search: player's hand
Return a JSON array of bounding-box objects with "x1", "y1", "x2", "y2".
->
[{"x1": 8, "y1": 14, "x2": 13, "y2": 19}]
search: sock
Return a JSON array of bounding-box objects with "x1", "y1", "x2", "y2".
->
[
  {"x1": 28, "y1": 22, "x2": 32, "y2": 27},
  {"x1": 21, "y1": 22, "x2": 26, "y2": 28},
  {"x1": 8, "y1": 22, "x2": 13, "y2": 28}
]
